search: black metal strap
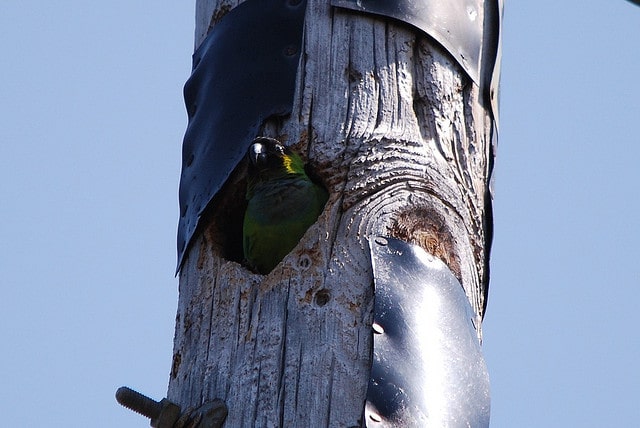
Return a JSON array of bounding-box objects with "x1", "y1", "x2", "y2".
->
[
  {"x1": 176, "y1": 0, "x2": 307, "y2": 272},
  {"x1": 367, "y1": 237, "x2": 490, "y2": 427}
]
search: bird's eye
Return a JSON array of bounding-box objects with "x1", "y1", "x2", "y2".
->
[
  {"x1": 276, "y1": 145, "x2": 284, "y2": 154},
  {"x1": 252, "y1": 142, "x2": 263, "y2": 155}
]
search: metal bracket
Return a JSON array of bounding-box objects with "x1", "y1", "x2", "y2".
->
[
  {"x1": 366, "y1": 237, "x2": 490, "y2": 427},
  {"x1": 176, "y1": 0, "x2": 307, "y2": 272}
]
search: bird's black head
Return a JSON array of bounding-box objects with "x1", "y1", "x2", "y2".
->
[
  {"x1": 248, "y1": 137, "x2": 288, "y2": 171},
  {"x1": 247, "y1": 137, "x2": 307, "y2": 179}
]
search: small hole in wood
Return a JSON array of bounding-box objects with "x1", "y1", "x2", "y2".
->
[
  {"x1": 298, "y1": 254, "x2": 311, "y2": 270},
  {"x1": 314, "y1": 289, "x2": 331, "y2": 306}
]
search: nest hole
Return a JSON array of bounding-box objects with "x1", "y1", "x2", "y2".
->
[{"x1": 197, "y1": 163, "x2": 248, "y2": 267}]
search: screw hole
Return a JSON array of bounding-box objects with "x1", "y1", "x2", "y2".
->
[
  {"x1": 374, "y1": 237, "x2": 388, "y2": 246},
  {"x1": 372, "y1": 322, "x2": 384, "y2": 334},
  {"x1": 369, "y1": 412, "x2": 382, "y2": 422}
]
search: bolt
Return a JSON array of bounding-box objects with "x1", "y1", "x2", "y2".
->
[
  {"x1": 116, "y1": 387, "x2": 162, "y2": 419},
  {"x1": 116, "y1": 386, "x2": 181, "y2": 428}
]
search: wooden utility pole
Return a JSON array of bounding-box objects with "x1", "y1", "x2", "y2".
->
[{"x1": 168, "y1": 0, "x2": 499, "y2": 425}]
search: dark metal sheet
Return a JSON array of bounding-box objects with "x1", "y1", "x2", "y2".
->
[
  {"x1": 176, "y1": 0, "x2": 306, "y2": 272},
  {"x1": 366, "y1": 236, "x2": 490, "y2": 427},
  {"x1": 332, "y1": 0, "x2": 484, "y2": 84},
  {"x1": 484, "y1": 0, "x2": 503, "y2": 128},
  {"x1": 331, "y1": 0, "x2": 502, "y2": 125}
]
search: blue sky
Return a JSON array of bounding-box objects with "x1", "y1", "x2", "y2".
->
[{"x1": 1, "y1": 1, "x2": 638, "y2": 426}]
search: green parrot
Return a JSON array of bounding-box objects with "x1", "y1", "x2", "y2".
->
[{"x1": 243, "y1": 137, "x2": 328, "y2": 274}]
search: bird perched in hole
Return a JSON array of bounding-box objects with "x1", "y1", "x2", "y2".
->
[{"x1": 243, "y1": 137, "x2": 328, "y2": 274}]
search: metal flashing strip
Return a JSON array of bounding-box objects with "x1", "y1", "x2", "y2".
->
[
  {"x1": 367, "y1": 236, "x2": 490, "y2": 427},
  {"x1": 331, "y1": 0, "x2": 502, "y2": 125},
  {"x1": 176, "y1": 0, "x2": 307, "y2": 272},
  {"x1": 332, "y1": 0, "x2": 484, "y2": 84}
]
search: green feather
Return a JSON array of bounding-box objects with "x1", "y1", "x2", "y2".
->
[{"x1": 243, "y1": 138, "x2": 328, "y2": 274}]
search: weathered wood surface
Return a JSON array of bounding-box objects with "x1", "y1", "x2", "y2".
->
[{"x1": 168, "y1": 0, "x2": 494, "y2": 426}]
